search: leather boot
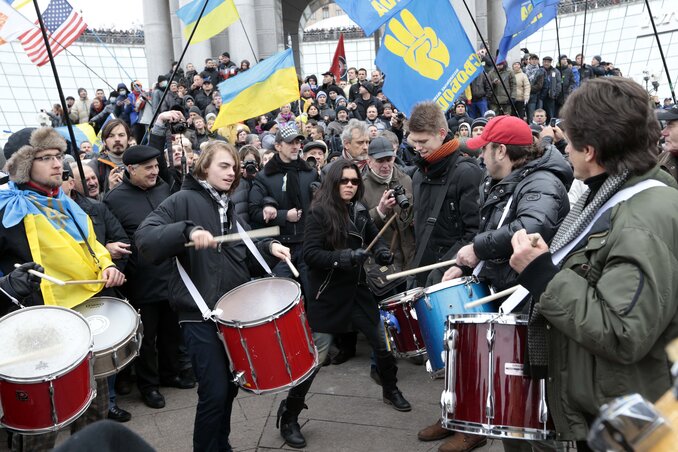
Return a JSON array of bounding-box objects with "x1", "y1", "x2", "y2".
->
[
  {"x1": 417, "y1": 419, "x2": 453, "y2": 441},
  {"x1": 376, "y1": 351, "x2": 411, "y2": 411},
  {"x1": 438, "y1": 433, "x2": 487, "y2": 452},
  {"x1": 276, "y1": 397, "x2": 308, "y2": 448}
]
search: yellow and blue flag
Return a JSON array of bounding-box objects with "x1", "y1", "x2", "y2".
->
[
  {"x1": 212, "y1": 48, "x2": 299, "y2": 130},
  {"x1": 335, "y1": 0, "x2": 414, "y2": 36},
  {"x1": 376, "y1": 0, "x2": 481, "y2": 115},
  {"x1": 55, "y1": 123, "x2": 97, "y2": 149},
  {"x1": 496, "y1": 0, "x2": 559, "y2": 64},
  {"x1": 176, "y1": 0, "x2": 239, "y2": 44}
]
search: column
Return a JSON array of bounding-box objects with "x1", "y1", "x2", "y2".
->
[
  {"x1": 177, "y1": 0, "x2": 214, "y2": 73},
  {"x1": 227, "y1": 0, "x2": 260, "y2": 64},
  {"x1": 142, "y1": 0, "x2": 173, "y2": 82}
]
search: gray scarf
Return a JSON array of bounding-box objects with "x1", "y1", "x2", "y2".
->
[
  {"x1": 525, "y1": 63, "x2": 540, "y2": 84},
  {"x1": 198, "y1": 179, "x2": 229, "y2": 236},
  {"x1": 527, "y1": 170, "x2": 630, "y2": 378}
]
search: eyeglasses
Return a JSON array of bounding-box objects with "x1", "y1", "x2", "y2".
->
[
  {"x1": 34, "y1": 154, "x2": 64, "y2": 163},
  {"x1": 339, "y1": 178, "x2": 360, "y2": 186}
]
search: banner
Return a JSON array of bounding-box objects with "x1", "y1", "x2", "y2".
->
[
  {"x1": 496, "y1": 0, "x2": 559, "y2": 64},
  {"x1": 335, "y1": 0, "x2": 414, "y2": 36},
  {"x1": 376, "y1": 0, "x2": 481, "y2": 115},
  {"x1": 328, "y1": 33, "x2": 347, "y2": 82}
]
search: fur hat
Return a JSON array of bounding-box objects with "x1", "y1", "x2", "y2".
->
[{"x1": 5, "y1": 127, "x2": 67, "y2": 184}]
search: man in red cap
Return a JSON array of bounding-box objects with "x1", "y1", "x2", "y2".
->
[{"x1": 439, "y1": 114, "x2": 572, "y2": 452}]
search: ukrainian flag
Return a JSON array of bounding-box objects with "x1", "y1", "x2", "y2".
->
[
  {"x1": 212, "y1": 48, "x2": 299, "y2": 130},
  {"x1": 176, "y1": 0, "x2": 239, "y2": 44},
  {"x1": 55, "y1": 123, "x2": 97, "y2": 149}
]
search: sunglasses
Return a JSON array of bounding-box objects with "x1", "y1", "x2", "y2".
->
[{"x1": 339, "y1": 178, "x2": 360, "y2": 186}]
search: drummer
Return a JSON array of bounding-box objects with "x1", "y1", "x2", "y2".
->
[
  {"x1": 509, "y1": 78, "x2": 678, "y2": 450},
  {"x1": 0, "y1": 127, "x2": 125, "y2": 451},
  {"x1": 437, "y1": 115, "x2": 572, "y2": 452},
  {"x1": 135, "y1": 141, "x2": 291, "y2": 452}
]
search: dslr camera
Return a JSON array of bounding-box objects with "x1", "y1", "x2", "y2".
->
[
  {"x1": 242, "y1": 159, "x2": 259, "y2": 176},
  {"x1": 390, "y1": 184, "x2": 410, "y2": 209},
  {"x1": 170, "y1": 121, "x2": 188, "y2": 134}
]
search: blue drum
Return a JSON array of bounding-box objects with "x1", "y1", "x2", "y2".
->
[{"x1": 414, "y1": 277, "x2": 495, "y2": 377}]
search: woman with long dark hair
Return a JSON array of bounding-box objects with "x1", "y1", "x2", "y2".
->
[{"x1": 275, "y1": 160, "x2": 412, "y2": 449}]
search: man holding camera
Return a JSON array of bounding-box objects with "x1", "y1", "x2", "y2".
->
[
  {"x1": 248, "y1": 126, "x2": 319, "y2": 299},
  {"x1": 89, "y1": 118, "x2": 131, "y2": 193}
]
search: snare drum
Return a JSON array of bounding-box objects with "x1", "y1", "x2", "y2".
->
[
  {"x1": 415, "y1": 277, "x2": 494, "y2": 377},
  {"x1": 378, "y1": 288, "x2": 426, "y2": 358},
  {"x1": 0, "y1": 306, "x2": 95, "y2": 434},
  {"x1": 73, "y1": 297, "x2": 143, "y2": 378},
  {"x1": 441, "y1": 313, "x2": 556, "y2": 440},
  {"x1": 215, "y1": 278, "x2": 318, "y2": 395}
]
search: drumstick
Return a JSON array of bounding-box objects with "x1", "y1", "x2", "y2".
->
[
  {"x1": 64, "y1": 279, "x2": 108, "y2": 285},
  {"x1": 464, "y1": 285, "x2": 520, "y2": 309},
  {"x1": 385, "y1": 259, "x2": 457, "y2": 281},
  {"x1": 14, "y1": 264, "x2": 65, "y2": 286},
  {"x1": 285, "y1": 257, "x2": 300, "y2": 278},
  {"x1": 185, "y1": 226, "x2": 280, "y2": 247},
  {"x1": 365, "y1": 214, "x2": 397, "y2": 253},
  {"x1": 530, "y1": 235, "x2": 540, "y2": 247}
]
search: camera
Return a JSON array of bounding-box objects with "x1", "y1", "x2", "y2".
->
[
  {"x1": 396, "y1": 112, "x2": 405, "y2": 120},
  {"x1": 242, "y1": 160, "x2": 259, "y2": 175},
  {"x1": 390, "y1": 184, "x2": 410, "y2": 209},
  {"x1": 306, "y1": 156, "x2": 317, "y2": 169},
  {"x1": 170, "y1": 121, "x2": 188, "y2": 134}
]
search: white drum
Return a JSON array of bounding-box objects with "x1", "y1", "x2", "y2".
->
[
  {"x1": 0, "y1": 306, "x2": 95, "y2": 433},
  {"x1": 73, "y1": 297, "x2": 142, "y2": 378}
]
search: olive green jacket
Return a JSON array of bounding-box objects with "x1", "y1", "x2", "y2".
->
[{"x1": 538, "y1": 167, "x2": 678, "y2": 441}]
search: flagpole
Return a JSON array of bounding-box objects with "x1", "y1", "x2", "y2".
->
[
  {"x1": 555, "y1": 15, "x2": 562, "y2": 66},
  {"x1": 238, "y1": 17, "x2": 259, "y2": 64},
  {"x1": 581, "y1": 0, "x2": 588, "y2": 62},
  {"x1": 460, "y1": 0, "x2": 518, "y2": 117},
  {"x1": 31, "y1": 0, "x2": 87, "y2": 195},
  {"x1": 644, "y1": 0, "x2": 676, "y2": 104},
  {"x1": 145, "y1": 0, "x2": 212, "y2": 143}
]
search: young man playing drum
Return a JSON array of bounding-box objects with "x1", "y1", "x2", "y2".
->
[
  {"x1": 440, "y1": 115, "x2": 572, "y2": 452},
  {"x1": 135, "y1": 141, "x2": 291, "y2": 452},
  {"x1": 0, "y1": 127, "x2": 125, "y2": 451},
  {"x1": 509, "y1": 78, "x2": 678, "y2": 450}
]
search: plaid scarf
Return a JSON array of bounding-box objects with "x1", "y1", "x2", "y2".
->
[
  {"x1": 526, "y1": 170, "x2": 630, "y2": 378},
  {"x1": 198, "y1": 179, "x2": 230, "y2": 236}
]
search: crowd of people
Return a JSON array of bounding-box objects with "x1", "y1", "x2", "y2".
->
[{"x1": 2, "y1": 42, "x2": 678, "y2": 452}]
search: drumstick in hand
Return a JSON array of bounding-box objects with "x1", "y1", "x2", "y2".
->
[
  {"x1": 14, "y1": 263, "x2": 65, "y2": 286},
  {"x1": 464, "y1": 285, "x2": 520, "y2": 309},
  {"x1": 185, "y1": 226, "x2": 280, "y2": 247},
  {"x1": 285, "y1": 257, "x2": 300, "y2": 278},
  {"x1": 365, "y1": 214, "x2": 397, "y2": 253}
]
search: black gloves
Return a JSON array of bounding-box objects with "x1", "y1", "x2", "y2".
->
[
  {"x1": 350, "y1": 249, "x2": 370, "y2": 266},
  {"x1": 375, "y1": 249, "x2": 394, "y2": 266},
  {"x1": 1, "y1": 262, "x2": 43, "y2": 299}
]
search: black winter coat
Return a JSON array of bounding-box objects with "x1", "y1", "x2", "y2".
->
[
  {"x1": 304, "y1": 202, "x2": 388, "y2": 333},
  {"x1": 135, "y1": 175, "x2": 278, "y2": 322},
  {"x1": 473, "y1": 146, "x2": 573, "y2": 290},
  {"x1": 103, "y1": 175, "x2": 171, "y2": 304},
  {"x1": 231, "y1": 177, "x2": 253, "y2": 225},
  {"x1": 412, "y1": 145, "x2": 483, "y2": 269},
  {"x1": 248, "y1": 156, "x2": 319, "y2": 244}
]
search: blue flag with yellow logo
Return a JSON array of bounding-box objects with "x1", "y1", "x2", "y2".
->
[
  {"x1": 496, "y1": 0, "x2": 559, "y2": 64},
  {"x1": 375, "y1": 0, "x2": 481, "y2": 115},
  {"x1": 335, "y1": 0, "x2": 414, "y2": 36}
]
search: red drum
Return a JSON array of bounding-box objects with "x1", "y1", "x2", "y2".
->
[
  {"x1": 378, "y1": 288, "x2": 426, "y2": 358},
  {"x1": 215, "y1": 278, "x2": 318, "y2": 394},
  {"x1": 0, "y1": 306, "x2": 95, "y2": 434},
  {"x1": 441, "y1": 313, "x2": 556, "y2": 440}
]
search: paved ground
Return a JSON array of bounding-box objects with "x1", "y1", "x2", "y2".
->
[{"x1": 1, "y1": 338, "x2": 509, "y2": 451}]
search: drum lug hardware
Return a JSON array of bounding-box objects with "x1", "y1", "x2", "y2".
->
[
  {"x1": 424, "y1": 294, "x2": 432, "y2": 310},
  {"x1": 239, "y1": 333, "x2": 258, "y2": 389},
  {"x1": 275, "y1": 321, "x2": 293, "y2": 379},
  {"x1": 485, "y1": 323, "x2": 495, "y2": 421},
  {"x1": 299, "y1": 310, "x2": 315, "y2": 355},
  {"x1": 233, "y1": 371, "x2": 246, "y2": 386},
  {"x1": 112, "y1": 350, "x2": 120, "y2": 370},
  {"x1": 49, "y1": 380, "x2": 59, "y2": 427},
  {"x1": 539, "y1": 379, "x2": 549, "y2": 425},
  {"x1": 442, "y1": 327, "x2": 458, "y2": 415}
]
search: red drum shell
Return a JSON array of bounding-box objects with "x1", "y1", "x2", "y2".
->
[
  {"x1": 215, "y1": 278, "x2": 317, "y2": 394},
  {"x1": 379, "y1": 289, "x2": 426, "y2": 358}
]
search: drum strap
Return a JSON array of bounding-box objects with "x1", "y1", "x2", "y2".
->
[
  {"x1": 499, "y1": 179, "x2": 667, "y2": 314},
  {"x1": 472, "y1": 196, "x2": 514, "y2": 278},
  {"x1": 176, "y1": 258, "x2": 213, "y2": 320},
  {"x1": 235, "y1": 221, "x2": 274, "y2": 276}
]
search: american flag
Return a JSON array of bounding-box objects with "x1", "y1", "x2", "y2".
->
[{"x1": 19, "y1": 0, "x2": 87, "y2": 67}]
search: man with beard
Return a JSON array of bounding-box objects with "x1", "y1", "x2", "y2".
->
[
  {"x1": 89, "y1": 119, "x2": 130, "y2": 192},
  {"x1": 657, "y1": 106, "x2": 678, "y2": 182}
]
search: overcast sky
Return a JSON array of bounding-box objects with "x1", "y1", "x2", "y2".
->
[{"x1": 20, "y1": 0, "x2": 144, "y2": 29}]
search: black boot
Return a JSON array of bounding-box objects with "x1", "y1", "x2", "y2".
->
[
  {"x1": 276, "y1": 397, "x2": 308, "y2": 448},
  {"x1": 376, "y1": 352, "x2": 411, "y2": 412}
]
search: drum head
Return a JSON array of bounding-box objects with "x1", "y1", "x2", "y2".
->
[
  {"x1": 380, "y1": 287, "x2": 424, "y2": 308},
  {"x1": 0, "y1": 306, "x2": 91, "y2": 379},
  {"x1": 216, "y1": 278, "x2": 300, "y2": 324},
  {"x1": 73, "y1": 297, "x2": 137, "y2": 352},
  {"x1": 425, "y1": 277, "x2": 469, "y2": 294}
]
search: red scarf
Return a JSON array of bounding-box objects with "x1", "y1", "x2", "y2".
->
[{"x1": 423, "y1": 138, "x2": 459, "y2": 163}]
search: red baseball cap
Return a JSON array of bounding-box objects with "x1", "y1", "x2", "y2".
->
[{"x1": 466, "y1": 115, "x2": 533, "y2": 150}]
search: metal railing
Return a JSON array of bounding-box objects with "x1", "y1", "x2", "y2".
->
[
  {"x1": 302, "y1": 27, "x2": 366, "y2": 42},
  {"x1": 77, "y1": 29, "x2": 145, "y2": 45},
  {"x1": 558, "y1": 0, "x2": 642, "y2": 15}
]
